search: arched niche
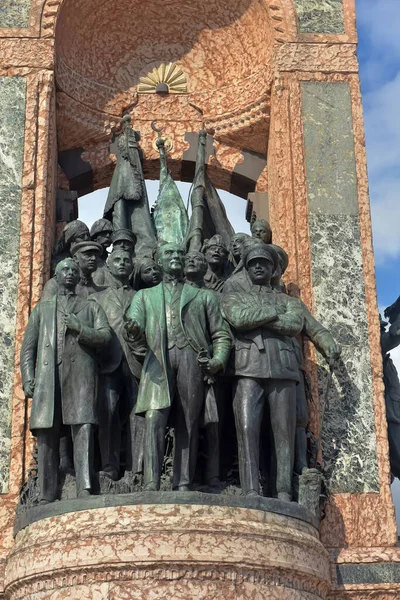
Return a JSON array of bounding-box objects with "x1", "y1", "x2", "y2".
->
[{"x1": 51, "y1": 0, "x2": 297, "y2": 198}]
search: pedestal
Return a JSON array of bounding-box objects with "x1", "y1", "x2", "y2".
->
[{"x1": 5, "y1": 493, "x2": 331, "y2": 599}]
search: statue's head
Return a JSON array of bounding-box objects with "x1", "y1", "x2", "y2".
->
[
  {"x1": 250, "y1": 219, "x2": 272, "y2": 244},
  {"x1": 55, "y1": 258, "x2": 80, "y2": 290},
  {"x1": 157, "y1": 242, "x2": 185, "y2": 277},
  {"x1": 111, "y1": 229, "x2": 137, "y2": 255},
  {"x1": 71, "y1": 241, "x2": 102, "y2": 274},
  {"x1": 202, "y1": 235, "x2": 229, "y2": 268},
  {"x1": 90, "y1": 219, "x2": 113, "y2": 251},
  {"x1": 107, "y1": 249, "x2": 133, "y2": 282},
  {"x1": 244, "y1": 243, "x2": 278, "y2": 285},
  {"x1": 135, "y1": 258, "x2": 162, "y2": 289},
  {"x1": 270, "y1": 244, "x2": 289, "y2": 286},
  {"x1": 64, "y1": 220, "x2": 90, "y2": 251},
  {"x1": 184, "y1": 251, "x2": 208, "y2": 281},
  {"x1": 230, "y1": 233, "x2": 251, "y2": 261}
]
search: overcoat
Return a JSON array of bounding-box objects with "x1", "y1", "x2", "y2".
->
[
  {"x1": 20, "y1": 295, "x2": 111, "y2": 430},
  {"x1": 126, "y1": 282, "x2": 232, "y2": 414},
  {"x1": 92, "y1": 286, "x2": 144, "y2": 379}
]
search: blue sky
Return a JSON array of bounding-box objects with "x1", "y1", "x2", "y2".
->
[{"x1": 356, "y1": 0, "x2": 400, "y2": 308}]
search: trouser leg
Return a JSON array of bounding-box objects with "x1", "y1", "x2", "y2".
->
[
  {"x1": 204, "y1": 422, "x2": 220, "y2": 484},
  {"x1": 267, "y1": 379, "x2": 296, "y2": 499},
  {"x1": 98, "y1": 374, "x2": 121, "y2": 475},
  {"x1": 36, "y1": 427, "x2": 60, "y2": 502},
  {"x1": 59, "y1": 433, "x2": 73, "y2": 471},
  {"x1": 295, "y1": 373, "x2": 309, "y2": 475},
  {"x1": 173, "y1": 347, "x2": 204, "y2": 489},
  {"x1": 143, "y1": 408, "x2": 170, "y2": 490},
  {"x1": 121, "y1": 365, "x2": 143, "y2": 474},
  {"x1": 233, "y1": 377, "x2": 264, "y2": 495},
  {"x1": 71, "y1": 423, "x2": 94, "y2": 495}
]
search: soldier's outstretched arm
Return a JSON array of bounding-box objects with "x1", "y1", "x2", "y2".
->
[
  {"x1": 221, "y1": 292, "x2": 278, "y2": 331},
  {"x1": 297, "y1": 301, "x2": 340, "y2": 359}
]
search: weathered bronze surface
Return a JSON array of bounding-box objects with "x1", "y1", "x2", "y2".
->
[{"x1": 18, "y1": 126, "x2": 340, "y2": 516}]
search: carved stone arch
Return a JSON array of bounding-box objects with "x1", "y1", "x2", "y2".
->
[
  {"x1": 45, "y1": 0, "x2": 301, "y2": 197},
  {"x1": 265, "y1": 0, "x2": 298, "y2": 43}
]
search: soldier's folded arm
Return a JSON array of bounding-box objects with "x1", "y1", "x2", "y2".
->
[
  {"x1": 76, "y1": 302, "x2": 112, "y2": 347},
  {"x1": 221, "y1": 292, "x2": 278, "y2": 331},
  {"x1": 264, "y1": 298, "x2": 304, "y2": 337}
]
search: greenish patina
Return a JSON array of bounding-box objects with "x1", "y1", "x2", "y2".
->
[
  {"x1": 302, "y1": 81, "x2": 379, "y2": 493},
  {"x1": 0, "y1": 0, "x2": 31, "y2": 28},
  {"x1": 0, "y1": 77, "x2": 26, "y2": 494},
  {"x1": 294, "y1": 0, "x2": 344, "y2": 34},
  {"x1": 152, "y1": 137, "x2": 188, "y2": 245}
]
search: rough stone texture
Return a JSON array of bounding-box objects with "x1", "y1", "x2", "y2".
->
[
  {"x1": 0, "y1": 77, "x2": 26, "y2": 494},
  {"x1": 301, "y1": 80, "x2": 379, "y2": 494},
  {"x1": 276, "y1": 43, "x2": 358, "y2": 74},
  {"x1": 0, "y1": 1, "x2": 31, "y2": 29},
  {"x1": 294, "y1": 0, "x2": 345, "y2": 34},
  {"x1": 5, "y1": 503, "x2": 331, "y2": 599},
  {"x1": 309, "y1": 213, "x2": 378, "y2": 493}
]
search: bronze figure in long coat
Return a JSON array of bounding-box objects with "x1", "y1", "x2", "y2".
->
[{"x1": 20, "y1": 259, "x2": 111, "y2": 502}]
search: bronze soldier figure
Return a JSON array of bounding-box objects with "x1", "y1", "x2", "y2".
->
[
  {"x1": 126, "y1": 242, "x2": 231, "y2": 492},
  {"x1": 221, "y1": 244, "x2": 303, "y2": 500},
  {"x1": 20, "y1": 259, "x2": 111, "y2": 502}
]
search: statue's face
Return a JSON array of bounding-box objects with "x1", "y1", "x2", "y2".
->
[
  {"x1": 113, "y1": 240, "x2": 134, "y2": 254},
  {"x1": 251, "y1": 225, "x2": 270, "y2": 243},
  {"x1": 108, "y1": 252, "x2": 132, "y2": 280},
  {"x1": 56, "y1": 262, "x2": 80, "y2": 289},
  {"x1": 205, "y1": 244, "x2": 227, "y2": 267},
  {"x1": 71, "y1": 231, "x2": 90, "y2": 245},
  {"x1": 94, "y1": 232, "x2": 111, "y2": 250},
  {"x1": 184, "y1": 252, "x2": 207, "y2": 278},
  {"x1": 158, "y1": 243, "x2": 185, "y2": 276},
  {"x1": 247, "y1": 257, "x2": 274, "y2": 285},
  {"x1": 141, "y1": 261, "x2": 162, "y2": 287},
  {"x1": 75, "y1": 249, "x2": 98, "y2": 273},
  {"x1": 230, "y1": 235, "x2": 246, "y2": 260}
]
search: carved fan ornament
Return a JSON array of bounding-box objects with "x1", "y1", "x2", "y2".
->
[{"x1": 138, "y1": 63, "x2": 188, "y2": 95}]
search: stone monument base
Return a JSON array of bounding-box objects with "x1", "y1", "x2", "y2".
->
[{"x1": 5, "y1": 493, "x2": 330, "y2": 599}]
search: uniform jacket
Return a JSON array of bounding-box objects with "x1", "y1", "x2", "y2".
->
[
  {"x1": 92, "y1": 286, "x2": 144, "y2": 378},
  {"x1": 126, "y1": 282, "x2": 232, "y2": 413},
  {"x1": 221, "y1": 288, "x2": 304, "y2": 381},
  {"x1": 20, "y1": 295, "x2": 111, "y2": 430}
]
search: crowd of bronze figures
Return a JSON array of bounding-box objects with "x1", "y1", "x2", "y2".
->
[
  {"x1": 21, "y1": 216, "x2": 342, "y2": 504},
  {"x1": 20, "y1": 119, "x2": 341, "y2": 505}
]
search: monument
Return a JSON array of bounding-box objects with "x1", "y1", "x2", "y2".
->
[{"x1": 0, "y1": 0, "x2": 399, "y2": 599}]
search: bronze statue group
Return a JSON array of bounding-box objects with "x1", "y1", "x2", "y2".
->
[{"x1": 20, "y1": 119, "x2": 341, "y2": 506}]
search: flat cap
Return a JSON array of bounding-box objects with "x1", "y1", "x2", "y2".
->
[
  {"x1": 244, "y1": 243, "x2": 279, "y2": 272},
  {"x1": 70, "y1": 241, "x2": 103, "y2": 256}
]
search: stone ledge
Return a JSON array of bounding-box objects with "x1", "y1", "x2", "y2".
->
[{"x1": 14, "y1": 490, "x2": 320, "y2": 535}]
